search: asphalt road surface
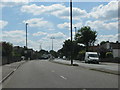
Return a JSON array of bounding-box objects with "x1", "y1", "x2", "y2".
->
[{"x1": 2, "y1": 60, "x2": 118, "y2": 88}]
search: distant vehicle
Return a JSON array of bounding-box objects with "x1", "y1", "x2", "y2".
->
[
  {"x1": 39, "y1": 54, "x2": 50, "y2": 60},
  {"x1": 85, "y1": 52, "x2": 99, "y2": 64},
  {"x1": 63, "y1": 56, "x2": 66, "y2": 60}
]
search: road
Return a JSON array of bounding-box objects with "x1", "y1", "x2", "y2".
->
[{"x1": 2, "y1": 60, "x2": 118, "y2": 88}]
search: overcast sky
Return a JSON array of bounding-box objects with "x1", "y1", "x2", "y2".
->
[{"x1": 1, "y1": 0, "x2": 119, "y2": 51}]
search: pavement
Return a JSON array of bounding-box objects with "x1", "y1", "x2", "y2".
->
[
  {"x1": 53, "y1": 59, "x2": 120, "y2": 75},
  {"x1": 2, "y1": 60, "x2": 118, "y2": 88},
  {"x1": 0, "y1": 60, "x2": 26, "y2": 84}
]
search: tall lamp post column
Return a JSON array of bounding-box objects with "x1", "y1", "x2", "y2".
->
[
  {"x1": 50, "y1": 37, "x2": 55, "y2": 59},
  {"x1": 74, "y1": 27, "x2": 77, "y2": 36},
  {"x1": 26, "y1": 23, "x2": 28, "y2": 48},
  {"x1": 70, "y1": 0, "x2": 73, "y2": 65},
  {"x1": 50, "y1": 37, "x2": 55, "y2": 51},
  {"x1": 25, "y1": 23, "x2": 28, "y2": 60}
]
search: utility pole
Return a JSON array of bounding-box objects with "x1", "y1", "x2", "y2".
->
[
  {"x1": 74, "y1": 27, "x2": 77, "y2": 36},
  {"x1": 26, "y1": 23, "x2": 28, "y2": 48},
  {"x1": 40, "y1": 43, "x2": 42, "y2": 51},
  {"x1": 70, "y1": 0, "x2": 73, "y2": 65},
  {"x1": 50, "y1": 37, "x2": 55, "y2": 51},
  {"x1": 25, "y1": 23, "x2": 28, "y2": 60},
  {"x1": 50, "y1": 37, "x2": 55, "y2": 59}
]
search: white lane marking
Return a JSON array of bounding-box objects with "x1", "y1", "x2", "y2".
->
[
  {"x1": 60, "y1": 76, "x2": 67, "y2": 80},
  {"x1": 51, "y1": 70, "x2": 55, "y2": 72}
]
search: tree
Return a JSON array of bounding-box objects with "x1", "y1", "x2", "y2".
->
[
  {"x1": 2, "y1": 42, "x2": 13, "y2": 63},
  {"x1": 49, "y1": 50, "x2": 58, "y2": 58},
  {"x1": 75, "y1": 26, "x2": 97, "y2": 51},
  {"x1": 106, "y1": 52, "x2": 113, "y2": 58},
  {"x1": 57, "y1": 39, "x2": 85, "y2": 60},
  {"x1": 62, "y1": 39, "x2": 72, "y2": 59},
  {"x1": 100, "y1": 41, "x2": 107, "y2": 45}
]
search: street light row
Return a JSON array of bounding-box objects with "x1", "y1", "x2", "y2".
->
[
  {"x1": 25, "y1": 0, "x2": 74, "y2": 65},
  {"x1": 25, "y1": 23, "x2": 56, "y2": 52}
]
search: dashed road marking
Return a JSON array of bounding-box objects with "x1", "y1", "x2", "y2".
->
[
  {"x1": 60, "y1": 76, "x2": 67, "y2": 80},
  {"x1": 51, "y1": 70, "x2": 55, "y2": 72}
]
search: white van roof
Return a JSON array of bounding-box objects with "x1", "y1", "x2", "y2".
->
[{"x1": 86, "y1": 52, "x2": 98, "y2": 54}]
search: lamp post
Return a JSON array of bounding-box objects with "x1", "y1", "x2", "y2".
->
[
  {"x1": 50, "y1": 37, "x2": 55, "y2": 51},
  {"x1": 74, "y1": 27, "x2": 77, "y2": 36},
  {"x1": 25, "y1": 23, "x2": 28, "y2": 60},
  {"x1": 26, "y1": 23, "x2": 28, "y2": 48},
  {"x1": 50, "y1": 37, "x2": 55, "y2": 59},
  {"x1": 70, "y1": 0, "x2": 73, "y2": 65},
  {"x1": 40, "y1": 43, "x2": 42, "y2": 51}
]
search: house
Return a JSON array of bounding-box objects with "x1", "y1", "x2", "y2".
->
[
  {"x1": 89, "y1": 45, "x2": 99, "y2": 52},
  {"x1": 99, "y1": 41, "x2": 120, "y2": 58}
]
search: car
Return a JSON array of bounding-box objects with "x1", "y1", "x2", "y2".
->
[
  {"x1": 63, "y1": 56, "x2": 66, "y2": 60},
  {"x1": 85, "y1": 52, "x2": 99, "y2": 64}
]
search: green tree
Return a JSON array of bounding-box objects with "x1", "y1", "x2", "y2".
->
[
  {"x1": 62, "y1": 39, "x2": 72, "y2": 59},
  {"x1": 77, "y1": 50, "x2": 85, "y2": 61},
  {"x1": 57, "y1": 39, "x2": 85, "y2": 60},
  {"x1": 75, "y1": 26, "x2": 97, "y2": 51},
  {"x1": 2, "y1": 42, "x2": 13, "y2": 63},
  {"x1": 106, "y1": 52, "x2": 113, "y2": 58},
  {"x1": 100, "y1": 41, "x2": 107, "y2": 45},
  {"x1": 50, "y1": 50, "x2": 58, "y2": 58}
]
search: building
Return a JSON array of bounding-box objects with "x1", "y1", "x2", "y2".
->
[{"x1": 99, "y1": 41, "x2": 120, "y2": 58}]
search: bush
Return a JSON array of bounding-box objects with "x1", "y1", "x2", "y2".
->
[
  {"x1": 77, "y1": 50, "x2": 85, "y2": 61},
  {"x1": 106, "y1": 52, "x2": 113, "y2": 58}
]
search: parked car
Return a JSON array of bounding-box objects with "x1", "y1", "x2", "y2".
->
[
  {"x1": 85, "y1": 52, "x2": 99, "y2": 64},
  {"x1": 63, "y1": 56, "x2": 66, "y2": 60}
]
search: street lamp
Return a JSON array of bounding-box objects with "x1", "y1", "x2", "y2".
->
[
  {"x1": 74, "y1": 27, "x2": 77, "y2": 36},
  {"x1": 39, "y1": 43, "x2": 42, "y2": 51},
  {"x1": 50, "y1": 37, "x2": 55, "y2": 59},
  {"x1": 26, "y1": 23, "x2": 28, "y2": 48},
  {"x1": 25, "y1": 23, "x2": 28, "y2": 60},
  {"x1": 70, "y1": 0, "x2": 73, "y2": 65},
  {"x1": 50, "y1": 37, "x2": 55, "y2": 51}
]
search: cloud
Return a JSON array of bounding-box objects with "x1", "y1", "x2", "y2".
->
[
  {"x1": 21, "y1": 4, "x2": 66, "y2": 15},
  {"x1": 33, "y1": 31, "x2": 47, "y2": 36},
  {"x1": 52, "y1": 7, "x2": 87, "y2": 20},
  {"x1": 89, "y1": 1, "x2": 118, "y2": 20},
  {"x1": 37, "y1": 32, "x2": 68, "y2": 51},
  {"x1": 97, "y1": 34, "x2": 119, "y2": 44},
  {"x1": 20, "y1": 1, "x2": 118, "y2": 21},
  {"x1": 46, "y1": 32, "x2": 67, "y2": 39},
  {"x1": 85, "y1": 20, "x2": 118, "y2": 31},
  {"x1": 2, "y1": 30, "x2": 45, "y2": 50},
  {"x1": 57, "y1": 22, "x2": 70, "y2": 29},
  {"x1": 2, "y1": 30, "x2": 26, "y2": 46},
  {"x1": 57, "y1": 22, "x2": 83, "y2": 29},
  {"x1": 23, "y1": 18, "x2": 53, "y2": 29},
  {"x1": 0, "y1": 20, "x2": 8, "y2": 29},
  {"x1": 21, "y1": 3, "x2": 88, "y2": 20},
  {"x1": 0, "y1": 0, "x2": 29, "y2": 8}
]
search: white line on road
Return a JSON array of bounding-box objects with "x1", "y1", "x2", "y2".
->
[
  {"x1": 51, "y1": 70, "x2": 55, "y2": 72},
  {"x1": 60, "y1": 76, "x2": 67, "y2": 80}
]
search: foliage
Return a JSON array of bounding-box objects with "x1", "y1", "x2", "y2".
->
[
  {"x1": 57, "y1": 39, "x2": 85, "y2": 60},
  {"x1": 75, "y1": 26, "x2": 97, "y2": 51},
  {"x1": 2, "y1": 42, "x2": 13, "y2": 63},
  {"x1": 49, "y1": 50, "x2": 58, "y2": 58},
  {"x1": 99, "y1": 47, "x2": 107, "y2": 58},
  {"x1": 77, "y1": 50, "x2": 85, "y2": 61},
  {"x1": 106, "y1": 52, "x2": 113, "y2": 58},
  {"x1": 2, "y1": 42, "x2": 13, "y2": 57},
  {"x1": 100, "y1": 41, "x2": 107, "y2": 45}
]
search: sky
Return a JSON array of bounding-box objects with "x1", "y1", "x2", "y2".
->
[{"x1": 0, "y1": 0, "x2": 119, "y2": 51}]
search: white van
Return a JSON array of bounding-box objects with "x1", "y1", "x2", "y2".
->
[{"x1": 85, "y1": 52, "x2": 99, "y2": 64}]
